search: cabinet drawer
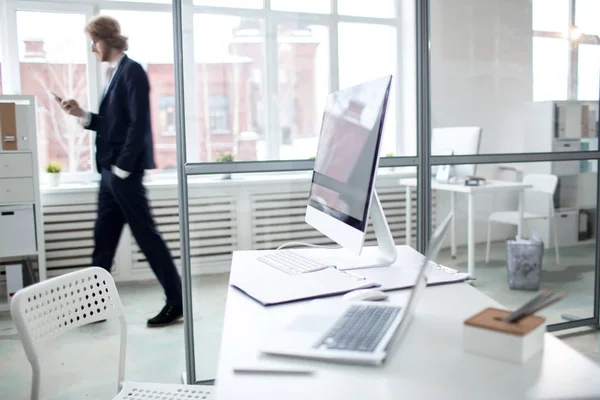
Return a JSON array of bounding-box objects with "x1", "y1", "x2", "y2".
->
[
  {"x1": 0, "y1": 178, "x2": 34, "y2": 203},
  {"x1": 0, "y1": 153, "x2": 33, "y2": 178},
  {"x1": 553, "y1": 139, "x2": 581, "y2": 152},
  {"x1": 0, "y1": 205, "x2": 37, "y2": 258}
]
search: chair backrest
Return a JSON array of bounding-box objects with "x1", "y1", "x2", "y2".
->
[
  {"x1": 523, "y1": 174, "x2": 558, "y2": 195},
  {"x1": 10, "y1": 267, "x2": 126, "y2": 399}
]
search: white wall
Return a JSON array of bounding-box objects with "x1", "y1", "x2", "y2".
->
[
  {"x1": 429, "y1": 0, "x2": 534, "y2": 246},
  {"x1": 430, "y1": 0, "x2": 533, "y2": 155}
]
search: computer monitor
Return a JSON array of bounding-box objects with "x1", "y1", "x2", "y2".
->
[
  {"x1": 431, "y1": 126, "x2": 482, "y2": 178},
  {"x1": 305, "y1": 75, "x2": 396, "y2": 270}
]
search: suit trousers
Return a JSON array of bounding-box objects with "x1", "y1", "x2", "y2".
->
[{"x1": 92, "y1": 169, "x2": 182, "y2": 307}]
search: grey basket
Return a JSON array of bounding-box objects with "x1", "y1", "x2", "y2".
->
[{"x1": 506, "y1": 239, "x2": 544, "y2": 290}]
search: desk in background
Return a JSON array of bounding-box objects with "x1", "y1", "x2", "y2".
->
[
  {"x1": 214, "y1": 246, "x2": 600, "y2": 400},
  {"x1": 399, "y1": 178, "x2": 531, "y2": 277}
]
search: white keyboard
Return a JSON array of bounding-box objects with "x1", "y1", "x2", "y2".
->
[{"x1": 257, "y1": 250, "x2": 334, "y2": 275}]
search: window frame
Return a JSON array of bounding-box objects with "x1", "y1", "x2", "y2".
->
[
  {"x1": 2, "y1": 0, "x2": 407, "y2": 181},
  {"x1": 532, "y1": 0, "x2": 600, "y2": 101},
  {"x1": 6, "y1": 1, "x2": 100, "y2": 184}
]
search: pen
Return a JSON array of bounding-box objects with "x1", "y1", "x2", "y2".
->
[
  {"x1": 504, "y1": 290, "x2": 551, "y2": 322},
  {"x1": 520, "y1": 292, "x2": 567, "y2": 318},
  {"x1": 233, "y1": 367, "x2": 314, "y2": 375},
  {"x1": 504, "y1": 291, "x2": 567, "y2": 323}
]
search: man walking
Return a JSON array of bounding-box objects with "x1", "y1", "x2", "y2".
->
[{"x1": 58, "y1": 15, "x2": 183, "y2": 327}]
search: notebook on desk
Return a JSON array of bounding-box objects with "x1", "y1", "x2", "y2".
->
[
  {"x1": 230, "y1": 251, "x2": 469, "y2": 306},
  {"x1": 230, "y1": 265, "x2": 379, "y2": 306},
  {"x1": 356, "y1": 261, "x2": 470, "y2": 291}
]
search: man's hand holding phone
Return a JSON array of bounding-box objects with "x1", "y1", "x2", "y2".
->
[{"x1": 52, "y1": 92, "x2": 85, "y2": 118}]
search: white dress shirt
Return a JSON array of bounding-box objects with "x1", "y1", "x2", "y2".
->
[{"x1": 80, "y1": 54, "x2": 130, "y2": 179}]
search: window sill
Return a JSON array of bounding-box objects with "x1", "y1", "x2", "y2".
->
[{"x1": 40, "y1": 169, "x2": 414, "y2": 194}]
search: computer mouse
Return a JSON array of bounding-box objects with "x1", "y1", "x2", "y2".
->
[{"x1": 342, "y1": 288, "x2": 389, "y2": 302}]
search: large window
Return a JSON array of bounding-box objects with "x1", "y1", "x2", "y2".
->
[
  {"x1": 533, "y1": 37, "x2": 569, "y2": 101},
  {"x1": 339, "y1": 23, "x2": 397, "y2": 156},
  {"x1": 0, "y1": 25, "x2": 3, "y2": 94},
  {"x1": 338, "y1": 0, "x2": 395, "y2": 18},
  {"x1": 276, "y1": 23, "x2": 329, "y2": 160},
  {"x1": 159, "y1": 95, "x2": 176, "y2": 136},
  {"x1": 2, "y1": 0, "x2": 405, "y2": 179},
  {"x1": 532, "y1": 0, "x2": 569, "y2": 33},
  {"x1": 271, "y1": 0, "x2": 330, "y2": 14},
  {"x1": 101, "y1": 9, "x2": 175, "y2": 171},
  {"x1": 192, "y1": 14, "x2": 266, "y2": 162},
  {"x1": 533, "y1": 0, "x2": 600, "y2": 101},
  {"x1": 575, "y1": 0, "x2": 600, "y2": 36},
  {"x1": 16, "y1": 10, "x2": 92, "y2": 174},
  {"x1": 193, "y1": 0, "x2": 262, "y2": 8},
  {"x1": 578, "y1": 44, "x2": 600, "y2": 100}
]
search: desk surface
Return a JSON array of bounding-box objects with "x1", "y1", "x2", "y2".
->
[
  {"x1": 399, "y1": 178, "x2": 531, "y2": 193},
  {"x1": 215, "y1": 246, "x2": 600, "y2": 400}
]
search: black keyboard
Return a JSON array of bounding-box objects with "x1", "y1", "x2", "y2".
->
[{"x1": 314, "y1": 305, "x2": 401, "y2": 353}]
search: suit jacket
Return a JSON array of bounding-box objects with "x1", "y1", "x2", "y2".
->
[{"x1": 86, "y1": 55, "x2": 156, "y2": 172}]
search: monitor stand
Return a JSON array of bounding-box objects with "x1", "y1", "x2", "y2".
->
[{"x1": 324, "y1": 190, "x2": 397, "y2": 271}]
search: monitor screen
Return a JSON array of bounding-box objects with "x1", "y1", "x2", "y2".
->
[{"x1": 307, "y1": 75, "x2": 392, "y2": 232}]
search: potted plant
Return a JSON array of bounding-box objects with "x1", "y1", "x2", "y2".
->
[
  {"x1": 45, "y1": 161, "x2": 62, "y2": 187},
  {"x1": 216, "y1": 152, "x2": 235, "y2": 179}
]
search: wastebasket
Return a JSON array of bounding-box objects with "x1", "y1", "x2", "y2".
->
[{"x1": 506, "y1": 237, "x2": 544, "y2": 290}]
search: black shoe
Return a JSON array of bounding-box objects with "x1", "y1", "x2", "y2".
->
[{"x1": 147, "y1": 304, "x2": 183, "y2": 328}]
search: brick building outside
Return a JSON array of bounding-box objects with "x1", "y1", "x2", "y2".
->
[{"x1": 0, "y1": 22, "x2": 321, "y2": 174}]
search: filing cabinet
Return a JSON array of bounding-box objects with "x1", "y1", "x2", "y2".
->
[
  {"x1": 0, "y1": 205, "x2": 36, "y2": 258},
  {"x1": 0, "y1": 178, "x2": 34, "y2": 203},
  {"x1": 0, "y1": 153, "x2": 33, "y2": 178},
  {"x1": 0, "y1": 95, "x2": 46, "y2": 311},
  {"x1": 552, "y1": 139, "x2": 581, "y2": 177}
]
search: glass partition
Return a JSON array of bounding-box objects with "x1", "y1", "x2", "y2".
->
[{"x1": 426, "y1": 161, "x2": 597, "y2": 326}]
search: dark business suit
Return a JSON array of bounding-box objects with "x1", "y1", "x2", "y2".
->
[{"x1": 86, "y1": 55, "x2": 182, "y2": 307}]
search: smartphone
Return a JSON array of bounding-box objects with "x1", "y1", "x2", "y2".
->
[
  {"x1": 51, "y1": 91, "x2": 72, "y2": 110},
  {"x1": 50, "y1": 91, "x2": 63, "y2": 101}
]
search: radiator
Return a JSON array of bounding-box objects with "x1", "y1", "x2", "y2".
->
[
  {"x1": 131, "y1": 196, "x2": 238, "y2": 271},
  {"x1": 43, "y1": 202, "x2": 97, "y2": 278},
  {"x1": 251, "y1": 184, "x2": 419, "y2": 250},
  {"x1": 32, "y1": 176, "x2": 422, "y2": 282}
]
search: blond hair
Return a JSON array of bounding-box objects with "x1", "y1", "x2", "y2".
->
[{"x1": 86, "y1": 15, "x2": 128, "y2": 52}]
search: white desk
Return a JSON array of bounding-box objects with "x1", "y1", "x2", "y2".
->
[
  {"x1": 214, "y1": 246, "x2": 600, "y2": 400},
  {"x1": 400, "y1": 178, "x2": 532, "y2": 277}
]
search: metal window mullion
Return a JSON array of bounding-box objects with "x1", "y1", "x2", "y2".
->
[
  {"x1": 172, "y1": 0, "x2": 196, "y2": 386},
  {"x1": 547, "y1": 317, "x2": 598, "y2": 332},
  {"x1": 593, "y1": 154, "x2": 600, "y2": 328},
  {"x1": 184, "y1": 155, "x2": 418, "y2": 175},
  {"x1": 416, "y1": 0, "x2": 431, "y2": 254},
  {"x1": 533, "y1": 30, "x2": 569, "y2": 39}
]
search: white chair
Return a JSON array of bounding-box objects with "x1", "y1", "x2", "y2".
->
[
  {"x1": 10, "y1": 267, "x2": 214, "y2": 400},
  {"x1": 485, "y1": 174, "x2": 560, "y2": 264}
]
